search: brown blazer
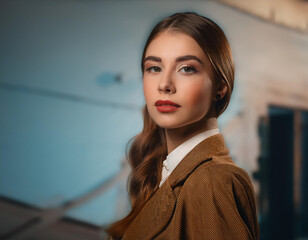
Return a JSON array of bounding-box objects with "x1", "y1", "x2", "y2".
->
[{"x1": 123, "y1": 134, "x2": 259, "y2": 240}]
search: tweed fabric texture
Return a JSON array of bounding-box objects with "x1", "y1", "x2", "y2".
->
[
  {"x1": 123, "y1": 134, "x2": 259, "y2": 240},
  {"x1": 159, "y1": 128, "x2": 219, "y2": 187}
]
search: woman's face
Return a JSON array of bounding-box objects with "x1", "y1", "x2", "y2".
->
[{"x1": 143, "y1": 31, "x2": 215, "y2": 129}]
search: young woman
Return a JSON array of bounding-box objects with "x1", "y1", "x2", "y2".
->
[{"x1": 106, "y1": 12, "x2": 259, "y2": 239}]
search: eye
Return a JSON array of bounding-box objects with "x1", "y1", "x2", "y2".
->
[
  {"x1": 145, "y1": 66, "x2": 162, "y2": 73},
  {"x1": 180, "y1": 66, "x2": 197, "y2": 74}
]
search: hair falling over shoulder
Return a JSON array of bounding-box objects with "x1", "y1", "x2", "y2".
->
[{"x1": 105, "y1": 106, "x2": 167, "y2": 239}]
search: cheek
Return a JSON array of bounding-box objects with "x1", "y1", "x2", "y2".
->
[
  {"x1": 185, "y1": 81, "x2": 213, "y2": 108},
  {"x1": 143, "y1": 78, "x2": 149, "y2": 98},
  {"x1": 143, "y1": 78, "x2": 154, "y2": 103}
]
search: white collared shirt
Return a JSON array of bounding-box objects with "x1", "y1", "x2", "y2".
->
[{"x1": 159, "y1": 128, "x2": 219, "y2": 188}]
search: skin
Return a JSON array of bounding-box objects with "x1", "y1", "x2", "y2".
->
[{"x1": 143, "y1": 31, "x2": 227, "y2": 154}]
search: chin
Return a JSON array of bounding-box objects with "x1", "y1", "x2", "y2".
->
[
  {"x1": 152, "y1": 119, "x2": 175, "y2": 129},
  {"x1": 154, "y1": 115, "x2": 209, "y2": 130},
  {"x1": 154, "y1": 119, "x2": 187, "y2": 130}
]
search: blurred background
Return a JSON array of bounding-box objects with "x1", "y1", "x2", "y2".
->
[{"x1": 0, "y1": 0, "x2": 307, "y2": 239}]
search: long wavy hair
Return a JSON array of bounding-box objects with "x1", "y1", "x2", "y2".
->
[{"x1": 106, "y1": 12, "x2": 234, "y2": 239}]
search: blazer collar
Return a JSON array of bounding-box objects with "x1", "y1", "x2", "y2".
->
[
  {"x1": 123, "y1": 134, "x2": 228, "y2": 239},
  {"x1": 168, "y1": 134, "x2": 229, "y2": 188}
]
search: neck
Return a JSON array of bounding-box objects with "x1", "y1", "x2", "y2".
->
[{"x1": 164, "y1": 116, "x2": 218, "y2": 154}]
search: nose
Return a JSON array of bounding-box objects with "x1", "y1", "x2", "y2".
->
[{"x1": 158, "y1": 71, "x2": 176, "y2": 94}]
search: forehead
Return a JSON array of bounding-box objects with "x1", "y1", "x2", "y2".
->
[{"x1": 145, "y1": 31, "x2": 207, "y2": 60}]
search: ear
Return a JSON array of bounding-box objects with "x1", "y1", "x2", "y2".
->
[{"x1": 214, "y1": 83, "x2": 228, "y2": 101}]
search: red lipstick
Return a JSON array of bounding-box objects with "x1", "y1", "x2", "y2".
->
[{"x1": 155, "y1": 100, "x2": 180, "y2": 113}]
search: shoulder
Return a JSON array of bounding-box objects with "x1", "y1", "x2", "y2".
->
[
  {"x1": 181, "y1": 155, "x2": 255, "y2": 203},
  {"x1": 188, "y1": 155, "x2": 252, "y2": 184}
]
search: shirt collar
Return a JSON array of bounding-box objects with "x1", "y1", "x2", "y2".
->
[{"x1": 163, "y1": 128, "x2": 219, "y2": 174}]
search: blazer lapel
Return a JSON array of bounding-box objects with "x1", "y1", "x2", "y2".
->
[
  {"x1": 123, "y1": 181, "x2": 176, "y2": 240},
  {"x1": 168, "y1": 134, "x2": 229, "y2": 188}
]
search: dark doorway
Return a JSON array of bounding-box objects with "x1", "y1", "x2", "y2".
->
[{"x1": 257, "y1": 106, "x2": 308, "y2": 240}]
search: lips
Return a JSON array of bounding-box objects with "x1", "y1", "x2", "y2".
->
[
  {"x1": 155, "y1": 100, "x2": 180, "y2": 107},
  {"x1": 155, "y1": 100, "x2": 180, "y2": 113}
]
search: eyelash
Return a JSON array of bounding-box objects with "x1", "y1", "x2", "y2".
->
[
  {"x1": 180, "y1": 66, "x2": 197, "y2": 73},
  {"x1": 145, "y1": 65, "x2": 197, "y2": 74},
  {"x1": 145, "y1": 66, "x2": 162, "y2": 73}
]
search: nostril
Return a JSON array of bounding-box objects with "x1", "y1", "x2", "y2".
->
[{"x1": 158, "y1": 81, "x2": 175, "y2": 94}]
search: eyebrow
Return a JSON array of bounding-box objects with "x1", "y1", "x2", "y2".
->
[
  {"x1": 175, "y1": 55, "x2": 203, "y2": 65},
  {"x1": 144, "y1": 56, "x2": 162, "y2": 63},
  {"x1": 143, "y1": 55, "x2": 203, "y2": 65}
]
